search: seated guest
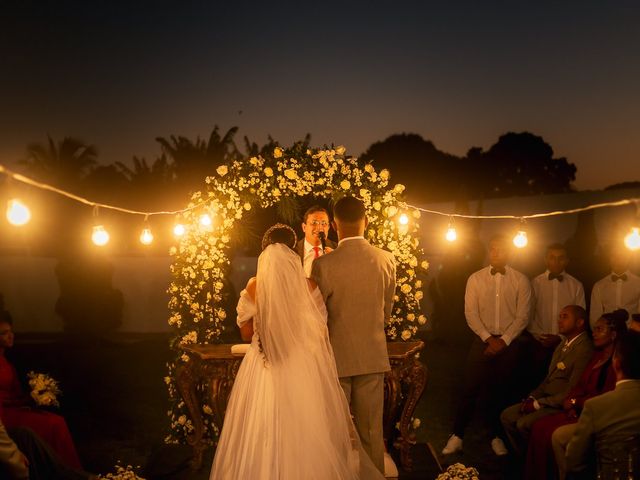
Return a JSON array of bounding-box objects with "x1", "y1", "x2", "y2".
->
[
  {"x1": 525, "y1": 309, "x2": 627, "y2": 480},
  {"x1": 566, "y1": 330, "x2": 640, "y2": 477},
  {"x1": 501, "y1": 305, "x2": 593, "y2": 457},
  {"x1": 527, "y1": 244, "x2": 585, "y2": 390},
  {"x1": 1, "y1": 412, "x2": 93, "y2": 480},
  {"x1": 0, "y1": 312, "x2": 83, "y2": 470},
  {"x1": 589, "y1": 245, "x2": 640, "y2": 327}
]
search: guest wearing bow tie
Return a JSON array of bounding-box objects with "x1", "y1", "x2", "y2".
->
[
  {"x1": 527, "y1": 244, "x2": 586, "y2": 388},
  {"x1": 295, "y1": 206, "x2": 336, "y2": 278},
  {"x1": 589, "y1": 245, "x2": 640, "y2": 327},
  {"x1": 442, "y1": 234, "x2": 532, "y2": 457}
]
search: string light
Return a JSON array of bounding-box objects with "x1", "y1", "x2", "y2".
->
[
  {"x1": 6, "y1": 199, "x2": 31, "y2": 226},
  {"x1": 139, "y1": 216, "x2": 153, "y2": 245},
  {"x1": 91, "y1": 225, "x2": 110, "y2": 246},
  {"x1": 624, "y1": 227, "x2": 640, "y2": 251},
  {"x1": 398, "y1": 213, "x2": 409, "y2": 225},
  {"x1": 173, "y1": 223, "x2": 186, "y2": 237},
  {"x1": 445, "y1": 217, "x2": 457, "y2": 242},
  {"x1": 199, "y1": 214, "x2": 212, "y2": 227}
]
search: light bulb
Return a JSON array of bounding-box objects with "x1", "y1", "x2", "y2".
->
[
  {"x1": 140, "y1": 228, "x2": 154, "y2": 245},
  {"x1": 624, "y1": 227, "x2": 640, "y2": 251},
  {"x1": 173, "y1": 224, "x2": 186, "y2": 237},
  {"x1": 398, "y1": 213, "x2": 409, "y2": 225},
  {"x1": 445, "y1": 226, "x2": 457, "y2": 242},
  {"x1": 199, "y1": 214, "x2": 212, "y2": 227},
  {"x1": 6, "y1": 199, "x2": 31, "y2": 226},
  {"x1": 513, "y1": 230, "x2": 528, "y2": 248},
  {"x1": 92, "y1": 225, "x2": 110, "y2": 246}
]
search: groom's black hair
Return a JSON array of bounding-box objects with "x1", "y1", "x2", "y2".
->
[{"x1": 333, "y1": 196, "x2": 365, "y2": 223}]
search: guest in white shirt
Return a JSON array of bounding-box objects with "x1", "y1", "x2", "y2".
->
[
  {"x1": 442, "y1": 234, "x2": 532, "y2": 457},
  {"x1": 589, "y1": 245, "x2": 640, "y2": 327},
  {"x1": 527, "y1": 244, "x2": 586, "y2": 387},
  {"x1": 295, "y1": 206, "x2": 336, "y2": 278}
]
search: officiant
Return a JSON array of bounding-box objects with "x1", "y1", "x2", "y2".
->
[{"x1": 296, "y1": 205, "x2": 337, "y2": 277}]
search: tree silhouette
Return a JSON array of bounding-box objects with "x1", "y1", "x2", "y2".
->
[
  {"x1": 19, "y1": 136, "x2": 98, "y2": 187},
  {"x1": 156, "y1": 125, "x2": 240, "y2": 193}
]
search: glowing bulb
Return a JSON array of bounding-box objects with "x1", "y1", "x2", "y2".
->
[
  {"x1": 92, "y1": 225, "x2": 110, "y2": 246},
  {"x1": 398, "y1": 213, "x2": 409, "y2": 225},
  {"x1": 199, "y1": 214, "x2": 212, "y2": 227},
  {"x1": 6, "y1": 199, "x2": 31, "y2": 226},
  {"x1": 140, "y1": 228, "x2": 154, "y2": 245},
  {"x1": 173, "y1": 224, "x2": 186, "y2": 237},
  {"x1": 513, "y1": 230, "x2": 528, "y2": 249},
  {"x1": 624, "y1": 227, "x2": 640, "y2": 251},
  {"x1": 445, "y1": 226, "x2": 457, "y2": 242}
]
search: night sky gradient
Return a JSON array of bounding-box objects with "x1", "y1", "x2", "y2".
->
[{"x1": 1, "y1": 1, "x2": 639, "y2": 190}]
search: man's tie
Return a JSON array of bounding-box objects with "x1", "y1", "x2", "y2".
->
[
  {"x1": 490, "y1": 267, "x2": 505, "y2": 276},
  {"x1": 548, "y1": 273, "x2": 564, "y2": 282},
  {"x1": 313, "y1": 246, "x2": 320, "y2": 258},
  {"x1": 611, "y1": 273, "x2": 628, "y2": 282}
]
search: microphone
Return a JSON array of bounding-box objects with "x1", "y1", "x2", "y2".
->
[{"x1": 318, "y1": 231, "x2": 327, "y2": 252}]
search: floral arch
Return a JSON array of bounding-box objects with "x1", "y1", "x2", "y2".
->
[{"x1": 165, "y1": 145, "x2": 428, "y2": 443}]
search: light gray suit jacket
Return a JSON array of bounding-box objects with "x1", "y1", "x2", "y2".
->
[
  {"x1": 311, "y1": 238, "x2": 395, "y2": 378},
  {"x1": 530, "y1": 332, "x2": 594, "y2": 409},
  {"x1": 566, "y1": 379, "x2": 640, "y2": 472}
]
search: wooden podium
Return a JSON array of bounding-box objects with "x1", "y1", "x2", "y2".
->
[{"x1": 176, "y1": 340, "x2": 427, "y2": 471}]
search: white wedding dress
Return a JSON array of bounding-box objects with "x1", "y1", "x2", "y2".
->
[{"x1": 210, "y1": 244, "x2": 384, "y2": 480}]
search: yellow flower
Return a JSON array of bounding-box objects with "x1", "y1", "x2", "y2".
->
[
  {"x1": 407, "y1": 313, "x2": 416, "y2": 322},
  {"x1": 421, "y1": 260, "x2": 429, "y2": 270},
  {"x1": 264, "y1": 167, "x2": 274, "y2": 177},
  {"x1": 364, "y1": 164, "x2": 374, "y2": 173},
  {"x1": 412, "y1": 418, "x2": 421, "y2": 429},
  {"x1": 386, "y1": 205, "x2": 398, "y2": 217},
  {"x1": 401, "y1": 284, "x2": 411, "y2": 294},
  {"x1": 379, "y1": 169, "x2": 390, "y2": 180},
  {"x1": 284, "y1": 168, "x2": 297, "y2": 179},
  {"x1": 274, "y1": 147, "x2": 283, "y2": 158},
  {"x1": 373, "y1": 201, "x2": 382, "y2": 211},
  {"x1": 412, "y1": 209, "x2": 421, "y2": 219},
  {"x1": 415, "y1": 290, "x2": 423, "y2": 301},
  {"x1": 359, "y1": 188, "x2": 370, "y2": 197},
  {"x1": 216, "y1": 165, "x2": 228, "y2": 176},
  {"x1": 336, "y1": 145, "x2": 346, "y2": 155},
  {"x1": 415, "y1": 280, "x2": 422, "y2": 288},
  {"x1": 418, "y1": 315, "x2": 427, "y2": 325},
  {"x1": 249, "y1": 157, "x2": 259, "y2": 165},
  {"x1": 340, "y1": 179, "x2": 351, "y2": 190},
  {"x1": 244, "y1": 202, "x2": 251, "y2": 210},
  {"x1": 393, "y1": 184, "x2": 405, "y2": 194},
  {"x1": 401, "y1": 329, "x2": 412, "y2": 341}
]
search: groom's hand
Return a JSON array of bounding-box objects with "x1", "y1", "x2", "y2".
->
[{"x1": 324, "y1": 247, "x2": 333, "y2": 254}]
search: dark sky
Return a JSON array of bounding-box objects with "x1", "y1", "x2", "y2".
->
[{"x1": 1, "y1": 1, "x2": 639, "y2": 190}]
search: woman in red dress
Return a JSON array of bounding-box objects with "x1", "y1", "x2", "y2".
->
[
  {"x1": 0, "y1": 311, "x2": 83, "y2": 470},
  {"x1": 523, "y1": 309, "x2": 628, "y2": 480}
]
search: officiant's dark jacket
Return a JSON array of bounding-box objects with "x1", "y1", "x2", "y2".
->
[
  {"x1": 529, "y1": 332, "x2": 593, "y2": 409},
  {"x1": 295, "y1": 238, "x2": 337, "y2": 261},
  {"x1": 311, "y1": 238, "x2": 395, "y2": 378}
]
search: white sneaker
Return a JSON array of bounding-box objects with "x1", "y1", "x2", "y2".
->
[
  {"x1": 442, "y1": 434, "x2": 463, "y2": 455},
  {"x1": 491, "y1": 437, "x2": 508, "y2": 456}
]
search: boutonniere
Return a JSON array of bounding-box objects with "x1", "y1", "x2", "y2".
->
[{"x1": 557, "y1": 361, "x2": 566, "y2": 371}]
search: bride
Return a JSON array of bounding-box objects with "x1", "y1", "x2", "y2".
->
[{"x1": 210, "y1": 224, "x2": 384, "y2": 479}]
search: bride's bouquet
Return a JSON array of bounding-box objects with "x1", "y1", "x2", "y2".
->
[
  {"x1": 27, "y1": 371, "x2": 61, "y2": 407},
  {"x1": 436, "y1": 463, "x2": 480, "y2": 480}
]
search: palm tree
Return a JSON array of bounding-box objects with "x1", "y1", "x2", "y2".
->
[
  {"x1": 19, "y1": 136, "x2": 98, "y2": 188},
  {"x1": 155, "y1": 125, "x2": 240, "y2": 192}
]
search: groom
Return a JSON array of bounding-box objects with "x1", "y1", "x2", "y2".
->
[{"x1": 312, "y1": 196, "x2": 396, "y2": 474}]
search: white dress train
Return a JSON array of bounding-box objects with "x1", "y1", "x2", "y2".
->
[{"x1": 210, "y1": 244, "x2": 384, "y2": 480}]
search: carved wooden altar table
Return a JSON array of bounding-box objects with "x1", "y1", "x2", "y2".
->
[{"x1": 176, "y1": 340, "x2": 427, "y2": 471}]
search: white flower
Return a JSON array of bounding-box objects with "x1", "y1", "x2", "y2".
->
[
  {"x1": 340, "y1": 179, "x2": 351, "y2": 190},
  {"x1": 418, "y1": 315, "x2": 427, "y2": 325},
  {"x1": 401, "y1": 329, "x2": 412, "y2": 341},
  {"x1": 216, "y1": 165, "x2": 228, "y2": 176},
  {"x1": 401, "y1": 284, "x2": 411, "y2": 294},
  {"x1": 244, "y1": 202, "x2": 251, "y2": 210},
  {"x1": 393, "y1": 184, "x2": 405, "y2": 194},
  {"x1": 264, "y1": 167, "x2": 274, "y2": 177},
  {"x1": 379, "y1": 169, "x2": 390, "y2": 180},
  {"x1": 336, "y1": 145, "x2": 346, "y2": 155},
  {"x1": 274, "y1": 147, "x2": 283, "y2": 158},
  {"x1": 284, "y1": 168, "x2": 297, "y2": 179},
  {"x1": 414, "y1": 290, "x2": 423, "y2": 301},
  {"x1": 412, "y1": 417, "x2": 421, "y2": 429},
  {"x1": 373, "y1": 201, "x2": 381, "y2": 211},
  {"x1": 557, "y1": 361, "x2": 566, "y2": 371}
]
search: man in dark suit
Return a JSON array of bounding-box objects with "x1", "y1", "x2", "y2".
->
[
  {"x1": 501, "y1": 305, "x2": 593, "y2": 456},
  {"x1": 296, "y1": 205, "x2": 336, "y2": 277},
  {"x1": 566, "y1": 330, "x2": 640, "y2": 476}
]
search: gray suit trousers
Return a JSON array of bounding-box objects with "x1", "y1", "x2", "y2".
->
[{"x1": 340, "y1": 373, "x2": 385, "y2": 474}]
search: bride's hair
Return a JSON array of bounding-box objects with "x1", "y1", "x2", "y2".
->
[{"x1": 261, "y1": 223, "x2": 297, "y2": 251}]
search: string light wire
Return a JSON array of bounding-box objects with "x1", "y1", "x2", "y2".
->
[{"x1": 2, "y1": 163, "x2": 640, "y2": 221}]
